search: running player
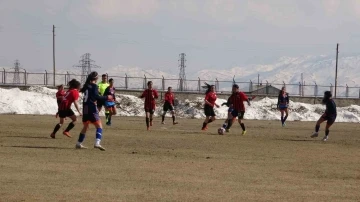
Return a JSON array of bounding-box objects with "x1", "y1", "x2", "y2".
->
[
  {"x1": 76, "y1": 71, "x2": 113, "y2": 151},
  {"x1": 277, "y1": 86, "x2": 290, "y2": 127},
  {"x1": 201, "y1": 82, "x2": 219, "y2": 131},
  {"x1": 139, "y1": 81, "x2": 158, "y2": 130},
  {"x1": 97, "y1": 74, "x2": 110, "y2": 120},
  {"x1": 310, "y1": 91, "x2": 337, "y2": 141},
  {"x1": 50, "y1": 79, "x2": 81, "y2": 138},
  {"x1": 161, "y1": 87, "x2": 178, "y2": 125},
  {"x1": 103, "y1": 78, "x2": 117, "y2": 126},
  {"x1": 55, "y1": 84, "x2": 65, "y2": 118},
  {"x1": 225, "y1": 84, "x2": 251, "y2": 135}
]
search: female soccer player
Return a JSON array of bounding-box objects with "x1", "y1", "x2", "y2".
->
[
  {"x1": 220, "y1": 100, "x2": 236, "y2": 132},
  {"x1": 201, "y1": 83, "x2": 219, "y2": 131},
  {"x1": 55, "y1": 84, "x2": 65, "y2": 118},
  {"x1": 139, "y1": 81, "x2": 158, "y2": 130},
  {"x1": 161, "y1": 87, "x2": 178, "y2": 125},
  {"x1": 311, "y1": 91, "x2": 337, "y2": 141},
  {"x1": 103, "y1": 78, "x2": 117, "y2": 126},
  {"x1": 76, "y1": 72, "x2": 113, "y2": 151},
  {"x1": 277, "y1": 86, "x2": 290, "y2": 127},
  {"x1": 50, "y1": 79, "x2": 81, "y2": 138},
  {"x1": 225, "y1": 84, "x2": 251, "y2": 135}
]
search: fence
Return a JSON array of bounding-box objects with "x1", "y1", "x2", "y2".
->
[{"x1": 1, "y1": 69, "x2": 360, "y2": 98}]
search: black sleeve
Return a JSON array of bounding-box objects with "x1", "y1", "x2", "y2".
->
[
  {"x1": 94, "y1": 85, "x2": 107, "y2": 101},
  {"x1": 103, "y1": 87, "x2": 110, "y2": 96}
]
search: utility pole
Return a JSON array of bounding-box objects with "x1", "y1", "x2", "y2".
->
[
  {"x1": 335, "y1": 43, "x2": 339, "y2": 98},
  {"x1": 53, "y1": 25, "x2": 56, "y2": 86}
]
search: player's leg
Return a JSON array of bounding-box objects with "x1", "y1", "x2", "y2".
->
[
  {"x1": 208, "y1": 108, "x2": 216, "y2": 123},
  {"x1": 311, "y1": 116, "x2": 326, "y2": 138},
  {"x1": 93, "y1": 120, "x2": 105, "y2": 151},
  {"x1": 238, "y1": 111, "x2": 246, "y2": 135},
  {"x1": 63, "y1": 110, "x2": 76, "y2": 137},
  {"x1": 145, "y1": 110, "x2": 150, "y2": 130},
  {"x1": 202, "y1": 116, "x2": 210, "y2": 130},
  {"x1": 323, "y1": 116, "x2": 336, "y2": 141},
  {"x1": 149, "y1": 110, "x2": 154, "y2": 126},
  {"x1": 226, "y1": 110, "x2": 237, "y2": 131},
  {"x1": 50, "y1": 116, "x2": 65, "y2": 138},
  {"x1": 76, "y1": 122, "x2": 89, "y2": 149},
  {"x1": 171, "y1": 110, "x2": 178, "y2": 125},
  {"x1": 280, "y1": 109, "x2": 285, "y2": 125},
  {"x1": 283, "y1": 108, "x2": 289, "y2": 125},
  {"x1": 162, "y1": 104, "x2": 167, "y2": 124}
]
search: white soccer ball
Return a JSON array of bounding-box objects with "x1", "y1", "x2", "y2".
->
[{"x1": 218, "y1": 127, "x2": 226, "y2": 135}]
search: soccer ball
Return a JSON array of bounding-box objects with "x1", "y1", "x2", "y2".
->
[{"x1": 218, "y1": 127, "x2": 226, "y2": 135}]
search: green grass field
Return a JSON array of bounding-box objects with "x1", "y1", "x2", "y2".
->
[{"x1": 0, "y1": 115, "x2": 359, "y2": 202}]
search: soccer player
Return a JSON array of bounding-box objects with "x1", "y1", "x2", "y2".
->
[
  {"x1": 161, "y1": 87, "x2": 178, "y2": 125},
  {"x1": 139, "y1": 81, "x2": 158, "y2": 130},
  {"x1": 76, "y1": 71, "x2": 113, "y2": 151},
  {"x1": 201, "y1": 83, "x2": 219, "y2": 131},
  {"x1": 50, "y1": 79, "x2": 81, "y2": 138},
  {"x1": 97, "y1": 74, "x2": 110, "y2": 120},
  {"x1": 55, "y1": 84, "x2": 65, "y2": 118},
  {"x1": 310, "y1": 91, "x2": 337, "y2": 141},
  {"x1": 103, "y1": 78, "x2": 117, "y2": 126},
  {"x1": 225, "y1": 84, "x2": 251, "y2": 135},
  {"x1": 277, "y1": 86, "x2": 290, "y2": 127}
]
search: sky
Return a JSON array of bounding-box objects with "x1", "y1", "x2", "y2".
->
[{"x1": 1, "y1": 0, "x2": 360, "y2": 75}]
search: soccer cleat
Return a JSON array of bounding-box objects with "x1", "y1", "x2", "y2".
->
[
  {"x1": 75, "y1": 144, "x2": 87, "y2": 149},
  {"x1": 322, "y1": 136, "x2": 328, "y2": 142},
  {"x1": 282, "y1": 123, "x2": 286, "y2": 127},
  {"x1": 50, "y1": 133, "x2": 55, "y2": 139},
  {"x1": 147, "y1": 127, "x2": 150, "y2": 131},
  {"x1": 201, "y1": 127, "x2": 207, "y2": 131},
  {"x1": 161, "y1": 122, "x2": 165, "y2": 125},
  {"x1": 242, "y1": 130, "x2": 247, "y2": 135},
  {"x1": 94, "y1": 144, "x2": 106, "y2": 151},
  {"x1": 310, "y1": 132, "x2": 319, "y2": 138},
  {"x1": 173, "y1": 122, "x2": 178, "y2": 125},
  {"x1": 106, "y1": 122, "x2": 111, "y2": 126},
  {"x1": 63, "y1": 131, "x2": 72, "y2": 138}
]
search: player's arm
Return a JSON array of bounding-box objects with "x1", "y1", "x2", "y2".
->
[
  {"x1": 277, "y1": 94, "x2": 281, "y2": 108},
  {"x1": 154, "y1": 90, "x2": 159, "y2": 99},
  {"x1": 240, "y1": 92, "x2": 250, "y2": 106},
  {"x1": 94, "y1": 86, "x2": 109, "y2": 101},
  {"x1": 139, "y1": 90, "x2": 145, "y2": 98},
  {"x1": 73, "y1": 92, "x2": 82, "y2": 115}
]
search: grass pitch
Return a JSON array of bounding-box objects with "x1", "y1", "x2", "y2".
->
[{"x1": 0, "y1": 115, "x2": 359, "y2": 202}]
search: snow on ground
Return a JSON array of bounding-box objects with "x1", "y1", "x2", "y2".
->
[{"x1": 0, "y1": 86, "x2": 360, "y2": 123}]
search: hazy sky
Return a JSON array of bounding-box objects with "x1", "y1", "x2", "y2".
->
[{"x1": 1, "y1": 0, "x2": 360, "y2": 75}]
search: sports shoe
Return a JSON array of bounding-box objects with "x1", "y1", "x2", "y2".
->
[
  {"x1": 94, "y1": 144, "x2": 106, "y2": 151},
  {"x1": 161, "y1": 122, "x2": 165, "y2": 125},
  {"x1": 173, "y1": 122, "x2": 178, "y2": 125},
  {"x1": 310, "y1": 132, "x2": 318, "y2": 138},
  {"x1": 75, "y1": 144, "x2": 87, "y2": 149},
  {"x1": 50, "y1": 133, "x2": 55, "y2": 139},
  {"x1": 242, "y1": 130, "x2": 247, "y2": 135},
  {"x1": 63, "y1": 131, "x2": 72, "y2": 138},
  {"x1": 282, "y1": 123, "x2": 286, "y2": 127},
  {"x1": 147, "y1": 127, "x2": 150, "y2": 131},
  {"x1": 201, "y1": 127, "x2": 207, "y2": 131},
  {"x1": 106, "y1": 122, "x2": 111, "y2": 126},
  {"x1": 322, "y1": 136, "x2": 328, "y2": 142}
]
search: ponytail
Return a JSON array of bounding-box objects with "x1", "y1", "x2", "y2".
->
[{"x1": 80, "y1": 71, "x2": 99, "y2": 93}]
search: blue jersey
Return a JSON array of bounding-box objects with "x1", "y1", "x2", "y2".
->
[
  {"x1": 277, "y1": 93, "x2": 289, "y2": 107},
  {"x1": 82, "y1": 83, "x2": 107, "y2": 109}
]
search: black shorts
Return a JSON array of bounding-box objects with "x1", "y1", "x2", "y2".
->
[
  {"x1": 58, "y1": 109, "x2": 75, "y2": 118},
  {"x1": 163, "y1": 102, "x2": 174, "y2": 112},
  {"x1": 204, "y1": 104, "x2": 215, "y2": 117},
  {"x1": 145, "y1": 108, "x2": 155, "y2": 114},
  {"x1": 230, "y1": 110, "x2": 245, "y2": 119},
  {"x1": 322, "y1": 114, "x2": 337, "y2": 125},
  {"x1": 97, "y1": 100, "x2": 105, "y2": 108}
]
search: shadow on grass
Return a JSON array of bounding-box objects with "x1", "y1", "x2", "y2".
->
[
  {"x1": 5, "y1": 136, "x2": 49, "y2": 139},
  {"x1": 276, "y1": 138, "x2": 314, "y2": 142},
  {"x1": 4, "y1": 145, "x2": 72, "y2": 150}
]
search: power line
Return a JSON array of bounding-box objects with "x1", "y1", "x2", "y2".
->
[{"x1": 73, "y1": 53, "x2": 101, "y2": 84}]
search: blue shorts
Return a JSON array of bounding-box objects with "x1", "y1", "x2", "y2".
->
[
  {"x1": 82, "y1": 105, "x2": 100, "y2": 124},
  {"x1": 279, "y1": 104, "x2": 288, "y2": 110},
  {"x1": 105, "y1": 101, "x2": 115, "y2": 108}
]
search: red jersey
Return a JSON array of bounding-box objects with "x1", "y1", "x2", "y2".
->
[
  {"x1": 56, "y1": 90, "x2": 66, "y2": 101},
  {"x1": 205, "y1": 91, "x2": 217, "y2": 107},
  {"x1": 141, "y1": 89, "x2": 158, "y2": 110},
  {"x1": 59, "y1": 89, "x2": 79, "y2": 110},
  {"x1": 228, "y1": 91, "x2": 248, "y2": 112},
  {"x1": 164, "y1": 92, "x2": 175, "y2": 105}
]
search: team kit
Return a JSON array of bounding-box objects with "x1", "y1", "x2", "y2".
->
[{"x1": 50, "y1": 71, "x2": 337, "y2": 151}]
